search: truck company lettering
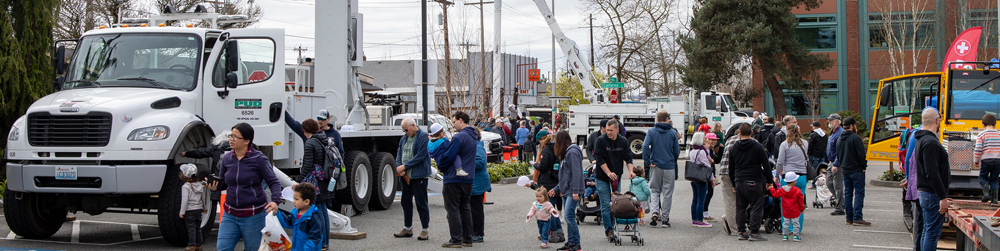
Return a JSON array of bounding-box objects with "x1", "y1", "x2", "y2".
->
[{"x1": 234, "y1": 99, "x2": 263, "y2": 109}]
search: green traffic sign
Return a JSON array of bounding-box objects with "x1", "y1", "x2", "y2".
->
[
  {"x1": 609, "y1": 77, "x2": 617, "y2": 82},
  {"x1": 602, "y1": 82, "x2": 624, "y2": 88}
]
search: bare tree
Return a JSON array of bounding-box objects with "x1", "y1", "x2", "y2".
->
[
  {"x1": 801, "y1": 71, "x2": 824, "y2": 121},
  {"x1": 869, "y1": 0, "x2": 937, "y2": 77},
  {"x1": 54, "y1": 0, "x2": 142, "y2": 40}
]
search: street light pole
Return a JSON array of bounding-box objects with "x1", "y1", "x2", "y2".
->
[{"x1": 422, "y1": 0, "x2": 429, "y2": 128}]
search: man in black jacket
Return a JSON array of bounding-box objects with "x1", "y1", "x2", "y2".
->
[
  {"x1": 807, "y1": 121, "x2": 828, "y2": 187},
  {"x1": 914, "y1": 108, "x2": 951, "y2": 250},
  {"x1": 586, "y1": 119, "x2": 609, "y2": 165},
  {"x1": 728, "y1": 123, "x2": 774, "y2": 241},
  {"x1": 593, "y1": 120, "x2": 635, "y2": 239},
  {"x1": 756, "y1": 117, "x2": 776, "y2": 157},
  {"x1": 835, "y1": 117, "x2": 871, "y2": 226}
]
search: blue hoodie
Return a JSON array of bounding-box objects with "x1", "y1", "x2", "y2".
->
[
  {"x1": 396, "y1": 129, "x2": 433, "y2": 179},
  {"x1": 642, "y1": 123, "x2": 680, "y2": 170},
  {"x1": 472, "y1": 141, "x2": 492, "y2": 195},
  {"x1": 277, "y1": 205, "x2": 324, "y2": 251},
  {"x1": 438, "y1": 126, "x2": 479, "y2": 184}
]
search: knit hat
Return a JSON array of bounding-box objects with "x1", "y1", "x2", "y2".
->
[
  {"x1": 429, "y1": 123, "x2": 444, "y2": 135},
  {"x1": 784, "y1": 172, "x2": 799, "y2": 183}
]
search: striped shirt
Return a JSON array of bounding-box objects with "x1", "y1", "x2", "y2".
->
[
  {"x1": 974, "y1": 129, "x2": 1000, "y2": 163},
  {"x1": 719, "y1": 135, "x2": 743, "y2": 175}
]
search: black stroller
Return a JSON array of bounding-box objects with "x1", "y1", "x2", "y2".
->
[
  {"x1": 763, "y1": 191, "x2": 782, "y2": 234},
  {"x1": 576, "y1": 166, "x2": 602, "y2": 224}
]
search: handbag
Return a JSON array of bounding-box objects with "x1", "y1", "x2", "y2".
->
[
  {"x1": 796, "y1": 144, "x2": 816, "y2": 180},
  {"x1": 684, "y1": 149, "x2": 712, "y2": 183}
]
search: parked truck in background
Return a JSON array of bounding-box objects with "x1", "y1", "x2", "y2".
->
[{"x1": 3, "y1": 1, "x2": 404, "y2": 247}]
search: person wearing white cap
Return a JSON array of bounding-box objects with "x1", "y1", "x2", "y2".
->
[
  {"x1": 768, "y1": 172, "x2": 805, "y2": 241},
  {"x1": 393, "y1": 117, "x2": 433, "y2": 240}
]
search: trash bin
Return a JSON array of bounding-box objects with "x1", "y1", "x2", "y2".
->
[{"x1": 502, "y1": 146, "x2": 513, "y2": 162}]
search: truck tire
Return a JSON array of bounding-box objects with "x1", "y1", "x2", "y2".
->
[
  {"x1": 3, "y1": 190, "x2": 66, "y2": 239},
  {"x1": 338, "y1": 151, "x2": 372, "y2": 211},
  {"x1": 158, "y1": 165, "x2": 189, "y2": 247},
  {"x1": 627, "y1": 134, "x2": 645, "y2": 159},
  {"x1": 369, "y1": 152, "x2": 397, "y2": 210}
]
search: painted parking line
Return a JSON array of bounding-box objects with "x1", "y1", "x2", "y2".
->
[
  {"x1": 851, "y1": 244, "x2": 911, "y2": 250},
  {"x1": 854, "y1": 230, "x2": 909, "y2": 234},
  {"x1": 394, "y1": 192, "x2": 442, "y2": 197},
  {"x1": 2, "y1": 217, "x2": 163, "y2": 246}
]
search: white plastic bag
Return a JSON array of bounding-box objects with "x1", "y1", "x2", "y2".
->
[{"x1": 259, "y1": 213, "x2": 292, "y2": 251}]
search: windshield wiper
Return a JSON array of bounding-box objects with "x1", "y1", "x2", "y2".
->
[
  {"x1": 117, "y1": 77, "x2": 170, "y2": 89},
  {"x1": 64, "y1": 79, "x2": 101, "y2": 88},
  {"x1": 970, "y1": 74, "x2": 1000, "y2": 91}
]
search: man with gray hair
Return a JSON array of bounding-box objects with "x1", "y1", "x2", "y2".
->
[
  {"x1": 914, "y1": 107, "x2": 950, "y2": 250},
  {"x1": 394, "y1": 118, "x2": 433, "y2": 240},
  {"x1": 826, "y1": 113, "x2": 846, "y2": 215}
]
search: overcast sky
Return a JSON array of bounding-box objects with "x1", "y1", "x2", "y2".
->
[{"x1": 253, "y1": 0, "x2": 691, "y2": 77}]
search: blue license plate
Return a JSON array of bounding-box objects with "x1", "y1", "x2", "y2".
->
[{"x1": 55, "y1": 167, "x2": 77, "y2": 180}]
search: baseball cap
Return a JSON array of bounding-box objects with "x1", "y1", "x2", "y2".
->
[
  {"x1": 843, "y1": 116, "x2": 857, "y2": 126},
  {"x1": 827, "y1": 113, "x2": 842, "y2": 121},
  {"x1": 317, "y1": 109, "x2": 330, "y2": 121},
  {"x1": 705, "y1": 133, "x2": 719, "y2": 140},
  {"x1": 600, "y1": 119, "x2": 610, "y2": 128},
  {"x1": 429, "y1": 123, "x2": 444, "y2": 135},
  {"x1": 812, "y1": 121, "x2": 821, "y2": 127},
  {"x1": 181, "y1": 163, "x2": 198, "y2": 178},
  {"x1": 784, "y1": 172, "x2": 799, "y2": 183}
]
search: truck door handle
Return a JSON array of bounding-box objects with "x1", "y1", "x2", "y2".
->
[{"x1": 269, "y1": 102, "x2": 282, "y2": 123}]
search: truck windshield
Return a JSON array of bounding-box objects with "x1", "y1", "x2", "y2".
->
[
  {"x1": 948, "y1": 69, "x2": 1000, "y2": 120},
  {"x1": 64, "y1": 33, "x2": 201, "y2": 90},
  {"x1": 722, "y1": 94, "x2": 739, "y2": 112}
]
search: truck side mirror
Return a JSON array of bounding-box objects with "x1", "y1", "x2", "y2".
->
[
  {"x1": 226, "y1": 72, "x2": 239, "y2": 89},
  {"x1": 54, "y1": 45, "x2": 66, "y2": 75},
  {"x1": 878, "y1": 84, "x2": 891, "y2": 107},
  {"x1": 225, "y1": 40, "x2": 239, "y2": 72}
]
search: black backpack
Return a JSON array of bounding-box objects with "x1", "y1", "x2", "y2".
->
[{"x1": 322, "y1": 138, "x2": 347, "y2": 190}]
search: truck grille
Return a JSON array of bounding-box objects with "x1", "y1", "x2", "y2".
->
[{"x1": 28, "y1": 112, "x2": 112, "y2": 147}]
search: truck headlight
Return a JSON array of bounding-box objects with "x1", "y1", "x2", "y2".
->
[
  {"x1": 128, "y1": 126, "x2": 170, "y2": 141},
  {"x1": 7, "y1": 126, "x2": 18, "y2": 141}
]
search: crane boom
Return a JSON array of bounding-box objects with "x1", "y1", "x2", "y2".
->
[{"x1": 530, "y1": 0, "x2": 603, "y2": 103}]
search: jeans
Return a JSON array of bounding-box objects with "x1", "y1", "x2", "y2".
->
[
  {"x1": 735, "y1": 181, "x2": 766, "y2": 234},
  {"x1": 471, "y1": 194, "x2": 485, "y2": 237},
  {"x1": 584, "y1": 186, "x2": 597, "y2": 201},
  {"x1": 595, "y1": 179, "x2": 616, "y2": 232},
  {"x1": 980, "y1": 159, "x2": 1000, "y2": 190},
  {"x1": 779, "y1": 175, "x2": 807, "y2": 229},
  {"x1": 720, "y1": 174, "x2": 737, "y2": 234},
  {"x1": 844, "y1": 172, "x2": 866, "y2": 222},
  {"x1": 314, "y1": 199, "x2": 330, "y2": 248},
  {"x1": 911, "y1": 200, "x2": 923, "y2": 251},
  {"x1": 184, "y1": 210, "x2": 204, "y2": 246},
  {"x1": 216, "y1": 211, "x2": 266, "y2": 251},
  {"x1": 443, "y1": 183, "x2": 473, "y2": 243},
  {"x1": 918, "y1": 191, "x2": 944, "y2": 251},
  {"x1": 690, "y1": 181, "x2": 707, "y2": 222},
  {"x1": 562, "y1": 195, "x2": 581, "y2": 245},
  {"x1": 827, "y1": 167, "x2": 845, "y2": 212},
  {"x1": 781, "y1": 217, "x2": 801, "y2": 236},
  {"x1": 536, "y1": 220, "x2": 551, "y2": 244},
  {"x1": 401, "y1": 178, "x2": 431, "y2": 230},
  {"x1": 648, "y1": 167, "x2": 676, "y2": 219},
  {"x1": 548, "y1": 194, "x2": 563, "y2": 232}
]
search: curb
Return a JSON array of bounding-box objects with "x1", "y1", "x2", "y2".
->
[
  {"x1": 499, "y1": 177, "x2": 521, "y2": 184},
  {"x1": 869, "y1": 179, "x2": 902, "y2": 188}
]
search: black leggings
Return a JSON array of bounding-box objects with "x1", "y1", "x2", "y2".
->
[{"x1": 704, "y1": 184, "x2": 714, "y2": 213}]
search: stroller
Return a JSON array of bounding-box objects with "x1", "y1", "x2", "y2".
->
[
  {"x1": 609, "y1": 192, "x2": 644, "y2": 246},
  {"x1": 761, "y1": 170, "x2": 782, "y2": 234},
  {"x1": 577, "y1": 166, "x2": 602, "y2": 224},
  {"x1": 813, "y1": 172, "x2": 836, "y2": 208}
]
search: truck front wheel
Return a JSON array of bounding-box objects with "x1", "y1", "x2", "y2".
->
[{"x1": 3, "y1": 190, "x2": 66, "y2": 239}]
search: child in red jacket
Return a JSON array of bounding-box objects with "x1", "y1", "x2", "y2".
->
[{"x1": 770, "y1": 172, "x2": 805, "y2": 241}]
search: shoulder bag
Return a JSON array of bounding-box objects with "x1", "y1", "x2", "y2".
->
[{"x1": 684, "y1": 149, "x2": 712, "y2": 183}]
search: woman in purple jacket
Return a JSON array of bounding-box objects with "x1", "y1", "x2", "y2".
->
[{"x1": 208, "y1": 123, "x2": 283, "y2": 251}]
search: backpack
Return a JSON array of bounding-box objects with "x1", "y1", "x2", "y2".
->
[{"x1": 323, "y1": 138, "x2": 347, "y2": 190}]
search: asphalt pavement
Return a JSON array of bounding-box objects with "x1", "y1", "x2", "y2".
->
[{"x1": 0, "y1": 160, "x2": 917, "y2": 251}]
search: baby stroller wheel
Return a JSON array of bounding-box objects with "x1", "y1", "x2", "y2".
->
[
  {"x1": 577, "y1": 214, "x2": 585, "y2": 224},
  {"x1": 639, "y1": 238, "x2": 644, "y2": 246},
  {"x1": 631, "y1": 235, "x2": 637, "y2": 243},
  {"x1": 615, "y1": 239, "x2": 622, "y2": 246}
]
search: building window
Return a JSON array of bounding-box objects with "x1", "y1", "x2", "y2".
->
[
  {"x1": 967, "y1": 9, "x2": 999, "y2": 48},
  {"x1": 796, "y1": 15, "x2": 837, "y2": 50},
  {"x1": 778, "y1": 81, "x2": 838, "y2": 117},
  {"x1": 868, "y1": 11, "x2": 935, "y2": 49}
]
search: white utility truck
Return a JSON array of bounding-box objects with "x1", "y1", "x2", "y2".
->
[
  {"x1": 567, "y1": 90, "x2": 754, "y2": 158},
  {"x1": 4, "y1": 1, "x2": 403, "y2": 247}
]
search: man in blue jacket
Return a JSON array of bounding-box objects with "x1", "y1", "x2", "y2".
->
[
  {"x1": 642, "y1": 111, "x2": 680, "y2": 228},
  {"x1": 393, "y1": 118, "x2": 433, "y2": 241},
  {"x1": 439, "y1": 111, "x2": 478, "y2": 248},
  {"x1": 826, "y1": 113, "x2": 846, "y2": 215}
]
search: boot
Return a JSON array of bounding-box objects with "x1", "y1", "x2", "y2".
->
[
  {"x1": 981, "y1": 184, "x2": 993, "y2": 202},
  {"x1": 992, "y1": 189, "x2": 999, "y2": 205}
]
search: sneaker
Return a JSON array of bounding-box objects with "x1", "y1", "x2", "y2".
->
[
  {"x1": 661, "y1": 217, "x2": 671, "y2": 228},
  {"x1": 463, "y1": 243, "x2": 473, "y2": 247},
  {"x1": 605, "y1": 230, "x2": 614, "y2": 240},
  {"x1": 853, "y1": 220, "x2": 872, "y2": 226},
  {"x1": 793, "y1": 235, "x2": 801, "y2": 242},
  {"x1": 556, "y1": 244, "x2": 573, "y2": 250},
  {"x1": 830, "y1": 210, "x2": 846, "y2": 216},
  {"x1": 442, "y1": 241, "x2": 463, "y2": 248},
  {"x1": 471, "y1": 235, "x2": 483, "y2": 243},
  {"x1": 782, "y1": 235, "x2": 788, "y2": 241},
  {"x1": 456, "y1": 169, "x2": 469, "y2": 176},
  {"x1": 704, "y1": 216, "x2": 717, "y2": 222},
  {"x1": 693, "y1": 221, "x2": 712, "y2": 228},
  {"x1": 649, "y1": 213, "x2": 659, "y2": 226},
  {"x1": 540, "y1": 243, "x2": 550, "y2": 249},
  {"x1": 418, "y1": 231, "x2": 429, "y2": 241},
  {"x1": 738, "y1": 232, "x2": 749, "y2": 240},
  {"x1": 845, "y1": 220, "x2": 853, "y2": 225},
  {"x1": 748, "y1": 233, "x2": 768, "y2": 241},
  {"x1": 394, "y1": 228, "x2": 413, "y2": 238}
]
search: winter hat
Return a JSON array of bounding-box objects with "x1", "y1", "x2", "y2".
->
[
  {"x1": 784, "y1": 172, "x2": 799, "y2": 183},
  {"x1": 181, "y1": 163, "x2": 198, "y2": 178},
  {"x1": 429, "y1": 123, "x2": 444, "y2": 135}
]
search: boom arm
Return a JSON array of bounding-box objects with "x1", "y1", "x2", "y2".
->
[{"x1": 531, "y1": 0, "x2": 602, "y2": 103}]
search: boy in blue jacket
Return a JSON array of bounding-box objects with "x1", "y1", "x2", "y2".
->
[{"x1": 278, "y1": 183, "x2": 324, "y2": 251}]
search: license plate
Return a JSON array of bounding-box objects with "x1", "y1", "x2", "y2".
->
[{"x1": 55, "y1": 167, "x2": 78, "y2": 180}]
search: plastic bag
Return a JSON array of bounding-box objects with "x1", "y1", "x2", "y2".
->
[{"x1": 259, "y1": 213, "x2": 292, "y2": 251}]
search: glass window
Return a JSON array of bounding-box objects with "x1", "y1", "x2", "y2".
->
[
  {"x1": 705, "y1": 95, "x2": 717, "y2": 110},
  {"x1": 868, "y1": 12, "x2": 935, "y2": 49},
  {"x1": 799, "y1": 16, "x2": 835, "y2": 23},
  {"x1": 64, "y1": 34, "x2": 200, "y2": 90},
  {"x1": 212, "y1": 38, "x2": 275, "y2": 87},
  {"x1": 947, "y1": 69, "x2": 1000, "y2": 120},
  {"x1": 795, "y1": 26, "x2": 837, "y2": 49},
  {"x1": 967, "y1": 9, "x2": 999, "y2": 48},
  {"x1": 870, "y1": 75, "x2": 940, "y2": 143},
  {"x1": 781, "y1": 92, "x2": 838, "y2": 117}
]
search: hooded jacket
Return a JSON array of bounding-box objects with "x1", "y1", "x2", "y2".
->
[
  {"x1": 535, "y1": 142, "x2": 560, "y2": 190},
  {"x1": 756, "y1": 123, "x2": 775, "y2": 150},
  {"x1": 641, "y1": 123, "x2": 680, "y2": 170},
  {"x1": 472, "y1": 141, "x2": 492, "y2": 195},
  {"x1": 429, "y1": 138, "x2": 463, "y2": 183},
  {"x1": 728, "y1": 138, "x2": 774, "y2": 185},
  {"x1": 180, "y1": 181, "x2": 208, "y2": 212},
  {"x1": 277, "y1": 205, "x2": 324, "y2": 251},
  {"x1": 300, "y1": 133, "x2": 328, "y2": 179},
  {"x1": 553, "y1": 144, "x2": 586, "y2": 197},
  {"x1": 915, "y1": 130, "x2": 950, "y2": 199},
  {"x1": 807, "y1": 128, "x2": 828, "y2": 159},
  {"x1": 396, "y1": 129, "x2": 433, "y2": 179},
  {"x1": 834, "y1": 130, "x2": 867, "y2": 174},
  {"x1": 439, "y1": 126, "x2": 479, "y2": 184},
  {"x1": 217, "y1": 148, "x2": 282, "y2": 216},
  {"x1": 630, "y1": 176, "x2": 651, "y2": 201}
]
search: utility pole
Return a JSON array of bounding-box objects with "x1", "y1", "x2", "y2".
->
[
  {"x1": 422, "y1": 0, "x2": 428, "y2": 127},
  {"x1": 294, "y1": 45, "x2": 308, "y2": 63},
  {"x1": 589, "y1": 14, "x2": 594, "y2": 68},
  {"x1": 465, "y1": 0, "x2": 494, "y2": 120},
  {"x1": 435, "y1": 0, "x2": 455, "y2": 115},
  {"x1": 551, "y1": 0, "x2": 555, "y2": 100}
]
